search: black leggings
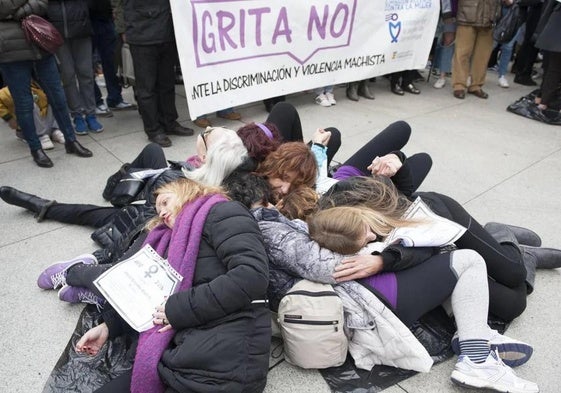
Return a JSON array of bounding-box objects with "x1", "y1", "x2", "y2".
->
[
  {"x1": 342, "y1": 120, "x2": 432, "y2": 192},
  {"x1": 266, "y1": 102, "x2": 341, "y2": 166},
  {"x1": 93, "y1": 370, "x2": 131, "y2": 393},
  {"x1": 415, "y1": 192, "x2": 527, "y2": 321}
]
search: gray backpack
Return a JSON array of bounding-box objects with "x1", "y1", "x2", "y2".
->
[{"x1": 277, "y1": 280, "x2": 348, "y2": 369}]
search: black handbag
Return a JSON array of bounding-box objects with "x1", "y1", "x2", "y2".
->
[
  {"x1": 493, "y1": 3, "x2": 523, "y2": 44},
  {"x1": 109, "y1": 175, "x2": 145, "y2": 207}
]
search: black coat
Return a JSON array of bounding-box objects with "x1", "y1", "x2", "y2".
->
[
  {"x1": 123, "y1": 0, "x2": 175, "y2": 45},
  {"x1": 0, "y1": 0, "x2": 47, "y2": 63},
  {"x1": 535, "y1": 0, "x2": 561, "y2": 52},
  {"x1": 48, "y1": 0, "x2": 92, "y2": 39},
  {"x1": 104, "y1": 201, "x2": 271, "y2": 393}
]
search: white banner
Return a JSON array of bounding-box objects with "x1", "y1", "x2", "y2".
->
[{"x1": 171, "y1": 0, "x2": 440, "y2": 119}]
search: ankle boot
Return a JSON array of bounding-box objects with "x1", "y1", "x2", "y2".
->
[
  {"x1": 346, "y1": 82, "x2": 359, "y2": 101},
  {"x1": 520, "y1": 245, "x2": 561, "y2": 269},
  {"x1": 485, "y1": 222, "x2": 541, "y2": 247},
  {"x1": 358, "y1": 80, "x2": 375, "y2": 99},
  {"x1": 31, "y1": 149, "x2": 54, "y2": 168},
  {"x1": 521, "y1": 247, "x2": 537, "y2": 294},
  {"x1": 65, "y1": 140, "x2": 93, "y2": 157},
  {"x1": 0, "y1": 186, "x2": 57, "y2": 221}
]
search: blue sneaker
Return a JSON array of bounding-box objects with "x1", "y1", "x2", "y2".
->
[
  {"x1": 85, "y1": 114, "x2": 104, "y2": 133},
  {"x1": 73, "y1": 115, "x2": 88, "y2": 135}
]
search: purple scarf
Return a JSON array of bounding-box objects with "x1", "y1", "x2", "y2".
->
[{"x1": 130, "y1": 193, "x2": 227, "y2": 393}]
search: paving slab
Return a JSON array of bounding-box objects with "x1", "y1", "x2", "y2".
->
[{"x1": 1, "y1": 71, "x2": 560, "y2": 393}]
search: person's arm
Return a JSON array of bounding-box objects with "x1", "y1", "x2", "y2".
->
[
  {"x1": 378, "y1": 245, "x2": 441, "y2": 272},
  {"x1": 164, "y1": 203, "x2": 269, "y2": 330},
  {"x1": 13, "y1": 0, "x2": 48, "y2": 20}
]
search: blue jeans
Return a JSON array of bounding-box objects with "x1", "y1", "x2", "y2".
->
[
  {"x1": 0, "y1": 55, "x2": 76, "y2": 151},
  {"x1": 91, "y1": 17, "x2": 123, "y2": 107},
  {"x1": 493, "y1": 7, "x2": 521, "y2": 77}
]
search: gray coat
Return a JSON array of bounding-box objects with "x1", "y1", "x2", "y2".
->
[
  {"x1": 253, "y1": 207, "x2": 433, "y2": 372},
  {"x1": 535, "y1": 0, "x2": 561, "y2": 52},
  {"x1": 123, "y1": 0, "x2": 175, "y2": 45},
  {"x1": 0, "y1": 0, "x2": 47, "y2": 63}
]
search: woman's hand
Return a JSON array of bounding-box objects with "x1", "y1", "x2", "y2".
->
[
  {"x1": 312, "y1": 128, "x2": 331, "y2": 146},
  {"x1": 333, "y1": 255, "x2": 384, "y2": 282},
  {"x1": 76, "y1": 323, "x2": 109, "y2": 356},
  {"x1": 367, "y1": 153, "x2": 402, "y2": 177},
  {"x1": 153, "y1": 300, "x2": 173, "y2": 333}
]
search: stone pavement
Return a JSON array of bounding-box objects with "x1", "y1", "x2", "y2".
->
[{"x1": 1, "y1": 72, "x2": 560, "y2": 393}]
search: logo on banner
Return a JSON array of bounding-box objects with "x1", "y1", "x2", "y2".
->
[
  {"x1": 191, "y1": 0, "x2": 358, "y2": 66},
  {"x1": 386, "y1": 13, "x2": 401, "y2": 43}
]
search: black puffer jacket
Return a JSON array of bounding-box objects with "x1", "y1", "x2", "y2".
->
[
  {"x1": 535, "y1": 0, "x2": 561, "y2": 53},
  {"x1": 123, "y1": 0, "x2": 175, "y2": 45},
  {"x1": 0, "y1": 0, "x2": 47, "y2": 63},
  {"x1": 48, "y1": 0, "x2": 91, "y2": 39},
  {"x1": 104, "y1": 201, "x2": 271, "y2": 393}
]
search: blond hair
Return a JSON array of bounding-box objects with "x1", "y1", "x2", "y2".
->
[
  {"x1": 308, "y1": 205, "x2": 413, "y2": 254},
  {"x1": 145, "y1": 178, "x2": 225, "y2": 230}
]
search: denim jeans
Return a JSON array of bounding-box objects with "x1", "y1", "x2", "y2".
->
[
  {"x1": 91, "y1": 17, "x2": 123, "y2": 107},
  {"x1": 434, "y1": 39, "x2": 455, "y2": 74},
  {"x1": 0, "y1": 55, "x2": 76, "y2": 151}
]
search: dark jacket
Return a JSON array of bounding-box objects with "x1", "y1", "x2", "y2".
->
[
  {"x1": 535, "y1": 0, "x2": 561, "y2": 52},
  {"x1": 47, "y1": 0, "x2": 91, "y2": 39},
  {"x1": 123, "y1": 0, "x2": 175, "y2": 45},
  {"x1": 0, "y1": 0, "x2": 47, "y2": 63},
  {"x1": 88, "y1": 0, "x2": 112, "y2": 20},
  {"x1": 104, "y1": 201, "x2": 271, "y2": 393},
  {"x1": 456, "y1": 0, "x2": 501, "y2": 27}
]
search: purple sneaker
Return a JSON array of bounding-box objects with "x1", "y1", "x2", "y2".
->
[
  {"x1": 58, "y1": 285, "x2": 106, "y2": 309},
  {"x1": 37, "y1": 254, "x2": 97, "y2": 289}
]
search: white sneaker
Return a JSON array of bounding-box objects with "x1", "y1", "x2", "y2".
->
[
  {"x1": 467, "y1": 75, "x2": 472, "y2": 86},
  {"x1": 50, "y1": 129, "x2": 65, "y2": 144},
  {"x1": 433, "y1": 77, "x2": 446, "y2": 89},
  {"x1": 498, "y1": 76, "x2": 510, "y2": 88},
  {"x1": 39, "y1": 134, "x2": 54, "y2": 150},
  {"x1": 325, "y1": 92, "x2": 337, "y2": 105},
  {"x1": 451, "y1": 350, "x2": 539, "y2": 393},
  {"x1": 315, "y1": 93, "x2": 331, "y2": 107},
  {"x1": 108, "y1": 101, "x2": 137, "y2": 111},
  {"x1": 95, "y1": 103, "x2": 114, "y2": 118},
  {"x1": 451, "y1": 330, "x2": 533, "y2": 367}
]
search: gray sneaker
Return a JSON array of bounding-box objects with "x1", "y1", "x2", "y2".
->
[
  {"x1": 109, "y1": 101, "x2": 137, "y2": 111},
  {"x1": 95, "y1": 103, "x2": 114, "y2": 118}
]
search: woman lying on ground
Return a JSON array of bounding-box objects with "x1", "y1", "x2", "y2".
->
[
  {"x1": 0, "y1": 128, "x2": 247, "y2": 264},
  {"x1": 38, "y1": 178, "x2": 271, "y2": 392},
  {"x1": 319, "y1": 176, "x2": 561, "y2": 322},
  {"x1": 223, "y1": 172, "x2": 538, "y2": 393},
  {"x1": 307, "y1": 204, "x2": 538, "y2": 393}
]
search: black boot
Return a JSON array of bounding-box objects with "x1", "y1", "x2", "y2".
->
[
  {"x1": 485, "y1": 222, "x2": 542, "y2": 247},
  {"x1": 0, "y1": 186, "x2": 57, "y2": 222},
  {"x1": 521, "y1": 248, "x2": 537, "y2": 294},
  {"x1": 520, "y1": 245, "x2": 561, "y2": 270},
  {"x1": 346, "y1": 82, "x2": 359, "y2": 101},
  {"x1": 357, "y1": 80, "x2": 375, "y2": 99},
  {"x1": 65, "y1": 140, "x2": 93, "y2": 157},
  {"x1": 31, "y1": 149, "x2": 54, "y2": 168}
]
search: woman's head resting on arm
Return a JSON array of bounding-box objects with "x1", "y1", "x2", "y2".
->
[
  {"x1": 308, "y1": 206, "x2": 393, "y2": 254},
  {"x1": 237, "y1": 122, "x2": 282, "y2": 163},
  {"x1": 257, "y1": 142, "x2": 318, "y2": 202},
  {"x1": 149, "y1": 178, "x2": 224, "y2": 229},
  {"x1": 276, "y1": 186, "x2": 319, "y2": 221}
]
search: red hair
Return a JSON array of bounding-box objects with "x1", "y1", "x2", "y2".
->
[
  {"x1": 258, "y1": 142, "x2": 317, "y2": 189},
  {"x1": 237, "y1": 122, "x2": 282, "y2": 162}
]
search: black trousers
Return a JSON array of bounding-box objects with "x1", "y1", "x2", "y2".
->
[
  {"x1": 266, "y1": 102, "x2": 341, "y2": 166},
  {"x1": 342, "y1": 120, "x2": 432, "y2": 192},
  {"x1": 514, "y1": 4, "x2": 542, "y2": 80},
  {"x1": 540, "y1": 50, "x2": 561, "y2": 107},
  {"x1": 129, "y1": 42, "x2": 178, "y2": 136}
]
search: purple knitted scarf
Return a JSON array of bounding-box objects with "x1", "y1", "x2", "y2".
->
[{"x1": 130, "y1": 193, "x2": 227, "y2": 393}]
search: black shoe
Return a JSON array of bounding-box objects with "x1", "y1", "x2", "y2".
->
[
  {"x1": 148, "y1": 133, "x2": 172, "y2": 147},
  {"x1": 102, "y1": 163, "x2": 131, "y2": 201},
  {"x1": 391, "y1": 83, "x2": 404, "y2": 95},
  {"x1": 521, "y1": 245, "x2": 561, "y2": 270},
  {"x1": 166, "y1": 122, "x2": 194, "y2": 136},
  {"x1": 65, "y1": 140, "x2": 93, "y2": 157},
  {"x1": 514, "y1": 76, "x2": 537, "y2": 86},
  {"x1": 0, "y1": 186, "x2": 57, "y2": 221},
  {"x1": 31, "y1": 149, "x2": 54, "y2": 168},
  {"x1": 402, "y1": 83, "x2": 420, "y2": 94},
  {"x1": 485, "y1": 222, "x2": 542, "y2": 247}
]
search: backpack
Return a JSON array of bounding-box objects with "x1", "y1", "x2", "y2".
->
[
  {"x1": 493, "y1": 3, "x2": 523, "y2": 44},
  {"x1": 277, "y1": 280, "x2": 348, "y2": 369}
]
